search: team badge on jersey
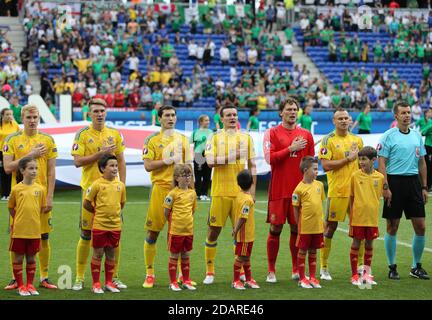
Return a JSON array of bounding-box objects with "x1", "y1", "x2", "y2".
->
[
  {"x1": 18, "y1": 144, "x2": 24, "y2": 149},
  {"x1": 3, "y1": 144, "x2": 8, "y2": 152},
  {"x1": 242, "y1": 205, "x2": 250, "y2": 216},
  {"x1": 88, "y1": 139, "x2": 94, "y2": 144},
  {"x1": 34, "y1": 191, "x2": 40, "y2": 197},
  {"x1": 117, "y1": 186, "x2": 121, "y2": 192},
  {"x1": 374, "y1": 180, "x2": 378, "y2": 187},
  {"x1": 316, "y1": 187, "x2": 321, "y2": 194},
  {"x1": 320, "y1": 148, "x2": 328, "y2": 156},
  {"x1": 73, "y1": 143, "x2": 79, "y2": 151},
  {"x1": 165, "y1": 195, "x2": 173, "y2": 205}
]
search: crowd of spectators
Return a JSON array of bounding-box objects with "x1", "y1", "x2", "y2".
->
[{"x1": 21, "y1": 1, "x2": 328, "y2": 112}]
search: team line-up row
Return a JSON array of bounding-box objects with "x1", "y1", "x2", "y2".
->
[{"x1": 1, "y1": 98, "x2": 429, "y2": 296}]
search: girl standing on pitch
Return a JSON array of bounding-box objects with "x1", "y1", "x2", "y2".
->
[
  {"x1": 8, "y1": 156, "x2": 47, "y2": 296},
  {"x1": 164, "y1": 164, "x2": 197, "y2": 291}
]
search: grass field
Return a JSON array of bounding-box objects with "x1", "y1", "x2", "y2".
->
[{"x1": 0, "y1": 185, "x2": 431, "y2": 300}]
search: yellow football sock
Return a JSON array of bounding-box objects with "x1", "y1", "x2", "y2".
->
[
  {"x1": 113, "y1": 244, "x2": 121, "y2": 278},
  {"x1": 205, "y1": 239, "x2": 217, "y2": 274},
  {"x1": 144, "y1": 240, "x2": 156, "y2": 276},
  {"x1": 39, "y1": 239, "x2": 50, "y2": 279},
  {"x1": 358, "y1": 240, "x2": 365, "y2": 266},
  {"x1": 320, "y1": 237, "x2": 332, "y2": 270},
  {"x1": 76, "y1": 238, "x2": 91, "y2": 281},
  {"x1": 9, "y1": 251, "x2": 15, "y2": 278}
]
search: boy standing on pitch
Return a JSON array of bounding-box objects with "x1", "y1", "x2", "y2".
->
[
  {"x1": 164, "y1": 164, "x2": 197, "y2": 291},
  {"x1": 292, "y1": 156, "x2": 325, "y2": 289},
  {"x1": 84, "y1": 155, "x2": 126, "y2": 294},
  {"x1": 232, "y1": 169, "x2": 259, "y2": 290},
  {"x1": 349, "y1": 146, "x2": 383, "y2": 286}
]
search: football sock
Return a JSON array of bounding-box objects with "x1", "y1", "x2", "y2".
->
[
  {"x1": 358, "y1": 240, "x2": 365, "y2": 266},
  {"x1": 350, "y1": 246, "x2": 359, "y2": 276},
  {"x1": 169, "y1": 257, "x2": 178, "y2": 284},
  {"x1": 297, "y1": 251, "x2": 306, "y2": 280},
  {"x1": 26, "y1": 262, "x2": 36, "y2": 286},
  {"x1": 38, "y1": 239, "x2": 50, "y2": 279},
  {"x1": 233, "y1": 259, "x2": 242, "y2": 282},
  {"x1": 233, "y1": 244, "x2": 245, "y2": 276},
  {"x1": 205, "y1": 239, "x2": 217, "y2": 274},
  {"x1": 105, "y1": 259, "x2": 115, "y2": 284},
  {"x1": 12, "y1": 262, "x2": 23, "y2": 287},
  {"x1": 243, "y1": 260, "x2": 252, "y2": 282},
  {"x1": 76, "y1": 238, "x2": 91, "y2": 281},
  {"x1": 412, "y1": 234, "x2": 425, "y2": 268},
  {"x1": 266, "y1": 233, "x2": 280, "y2": 273},
  {"x1": 113, "y1": 244, "x2": 121, "y2": 279},
  {"x1": 144, "y1": 238, "x2": 157, "y2": 276},
  {"x1": 384, "y1": 233, "x2": 397, "y2": 266},
  {"x1": 308, "y1": 252, "x2": 317, "y2": 279},
  {"x1": 364, "y1": 248, "x2": 373, "y2": 270},
  {"x1": 180, "y1": 257, "x2": 190, "y2": 282},
  {"x1": 9, "y1": 251, "x2": 15, "y2": 278},
  {"x1": 289, "y1": 232, "x2": 299, "y2": 273},
  {"x1": 90, "y1": 257, "x2": 101, "y2": 284},
  {"x1": 320, "y1": 236, "x2": 332, "y2": 270}
]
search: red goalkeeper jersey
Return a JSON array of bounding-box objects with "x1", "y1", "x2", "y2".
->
[{"x1": 265, "y1": 124, "x2": 315, "y2": 200}]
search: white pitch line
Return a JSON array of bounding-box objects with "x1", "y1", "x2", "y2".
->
[{"x1": 255, "y1": 208, "x2": 432, "y2": 254}]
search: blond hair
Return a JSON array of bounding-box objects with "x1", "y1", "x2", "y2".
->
[
  {"x1": 21, "y1": 104, "x2": 39, "y2": 118},
  {"x1": 89, "y1": 98, "x2": 107, "y2": 110},
  {"x1": 172, "y1": 164, "x2": 192, "y2": 188}
]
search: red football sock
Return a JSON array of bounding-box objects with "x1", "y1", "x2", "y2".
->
[
  {"x1": 233, "y1": 259, "x2": 242, "y2": 282},
  {"x1": 243, "y1": 260, "x2": 252, "y2": 281},
  {"x1": 12, "y1": 262, "x2": 23, "y2": 287},
  {"x1": 364, "y1": 249, "x2": 373, "y2": 270},
  {"x1": 105, "y1": 258, "x2": 115, "y2": 284},
  {"x1": 91, "y1": 257, "x2": 102, "y2": 285},
  {"x1": 350, "y1": 247, "x2": 359, "y2": 276},
  {"x1": 297, "y1": 251, "x2": 306, "y2": 280},
  {"x1": 26, "y1": 262, "x2": 36, "y2": 286},
  {"x1": 169, "y1": 257, "x2": 178, "y2": 284},
  {"x1": 308, "y1": 252, "x2": 317, "y2": 279},
  {"x1": 290, "y1": 232, "x2": 299, "y2": 273},
  {"x1": 180, "y1": 257, "x2": 190, "y2": 282},
  {"x1": 267, "y1": 233, "x2": 280, "y2": 273}
]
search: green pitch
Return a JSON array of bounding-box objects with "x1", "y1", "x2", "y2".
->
[{"x1": 0, "y1": 185, "x2": 431, "y2": 300}]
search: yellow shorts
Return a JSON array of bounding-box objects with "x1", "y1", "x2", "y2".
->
[
  {"x1": 80, "y1": 189, "x2": 93, "y2": 231},
  {"x1": 208, "y1": 196, "x2": 236, "y2": 228},
  {"x1": 145, "y1": 184, "x2": 170, "y2": 232},
  {"x1": 326, "y1": 197, "x2": 350, "y2": 222},
  {"x1": 9, "y1": 211, "x2": 53, "y2": 234}
]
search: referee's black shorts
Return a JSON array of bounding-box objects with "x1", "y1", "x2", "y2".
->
[{"x1": 383, "y1": 175, "x2": 426, "y2": 220}]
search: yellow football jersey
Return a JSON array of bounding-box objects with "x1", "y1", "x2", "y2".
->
[
  {"x1": 3, "y1": 131, "x2": 57, "y2": 189},
  {"x1": 8, "y1": 182, "x2": 46, "y2": 239},
  {"x1": 71, "y1": 125, "x2": 125, "y2": 191},
  {"x1": 164, "y1": 187, "x2": 197, "y2": 236},
  {"x1": 205, "y1": 130, "x2": 255, "y2": 197},
  {"x1": 0, "y1": 121, "x2": 20, "y2": 149},
  {"x1": 142, "y1": 131, "x2": 192, "y2": 188},
  {"x1": 85, "y1": 177, "x2": 126, "y2": 231},
  {"x1": 233, "y1": 191, "x2": 255, "y2": 243},
  {"x1": 292, "y1": 180, "x2": 325, "y2": 234},
  {"x1": 350, "y1": 169, "x2": 384, "y2": 227},
  {"x1": 318, "y1": 131, "x2": 363, "y2": 197}
]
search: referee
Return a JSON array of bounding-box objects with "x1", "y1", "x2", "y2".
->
[{"x1": 377, "y1": 100, "x2": 429, "y2": 280}]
